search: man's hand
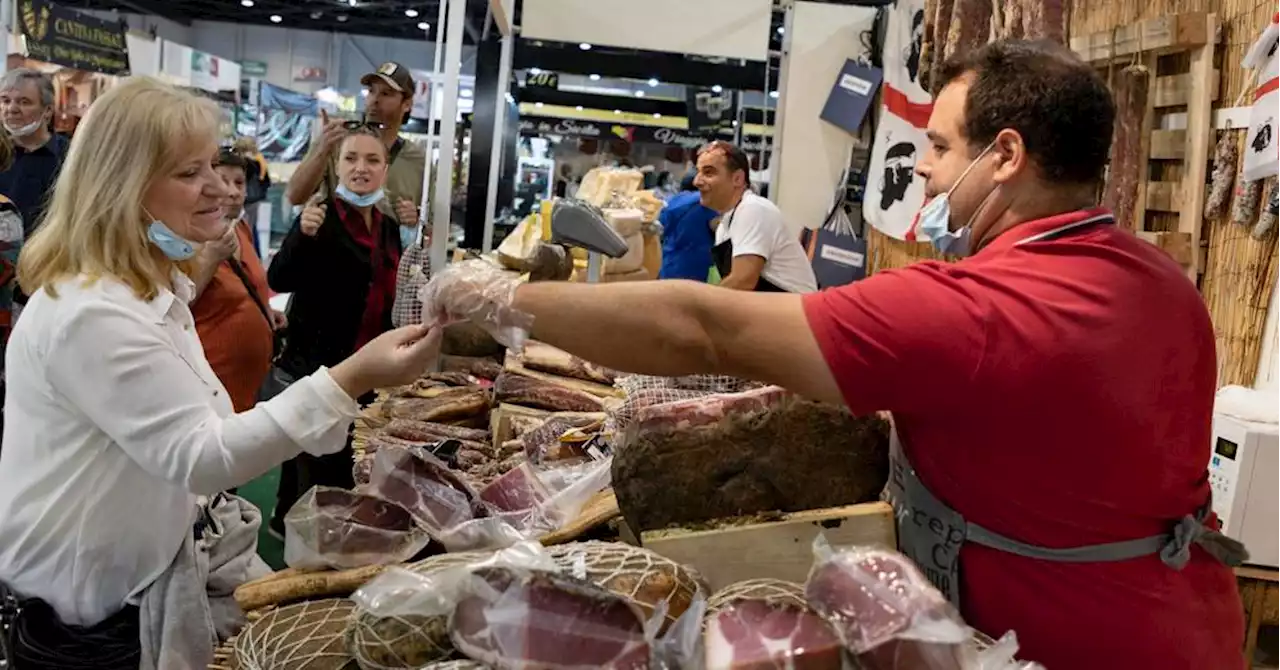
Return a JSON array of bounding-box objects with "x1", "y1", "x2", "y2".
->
[
  {"x1": 330, "y1": 324, "x2": 443, "y2": 399},
  {"x1": 271, "y1": 310, "x2": 288, "y2": 331},
  {"x1": 317, "y1": 109, "x2": 347, "y2": 153},
  {"x1": 418, "y1": 259, "x2": 533, "y2": 350},
  {"x1": 394, "y1": 198, "x2": 419, "y2": 226},
  {"x1": 300, "y1": 194, "x2": 326, "y2": 237}
]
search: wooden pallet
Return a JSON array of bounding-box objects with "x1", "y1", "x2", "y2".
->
[
  {"x1": 639, "y1": 501, "x2": 896, "y2": 592},
  {"x1": 1071, "y1": 12, "x2": 1220, "y2": 281},
  {"x1": 1237, "y1": 565, "x2": 1279, "y2": 663}
]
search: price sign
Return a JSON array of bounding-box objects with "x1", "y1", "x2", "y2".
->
[{"x1": 525, "y1": 71, "x2": 560, "y2": 90}]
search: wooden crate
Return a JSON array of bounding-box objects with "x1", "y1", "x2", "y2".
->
[
  {"x1": 640, "y1": 502, "x2": 896, "y2": 592},
  {"x1": 1072, "y1": 12, "x2": 1220, "y2": 282},
  {"x1": 1237, "y1": 565, "x2": 1279, "y2": 662}
]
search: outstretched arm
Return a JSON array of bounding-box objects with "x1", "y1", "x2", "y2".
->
[{"x1": 508, "y1": 279, "x2": 844, "y2": 404}]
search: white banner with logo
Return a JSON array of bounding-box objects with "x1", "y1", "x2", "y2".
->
[
  {"x1": 862, "y1": 0, "x2": 933, "y2": 240},
  {"x1": 1242, "y1": 14, "x2": 1279, "y2": 183}
]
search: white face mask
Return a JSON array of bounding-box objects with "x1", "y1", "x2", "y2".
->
[
  {"x1": 4, "y1": 116, "x2": 44, "y2": 138},
  {"x1": 914, "y1": 141, "x2": 998, "y2": 256}
]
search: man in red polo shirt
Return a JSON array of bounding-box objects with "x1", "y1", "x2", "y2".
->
[{"x1": 424, "y1": 40, "x2": 1246, "y2": 668}]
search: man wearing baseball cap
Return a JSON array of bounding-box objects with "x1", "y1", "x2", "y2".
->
[{"x1": 285, "y1": 61, "x2": 427, "y2": 243}]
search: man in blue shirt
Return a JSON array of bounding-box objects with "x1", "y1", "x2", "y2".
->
[
  {"x1": 658, "y1": 173, "x2": 717, "y2": 281},
  {"x1": 0, "y1": 69, "x2": 67, "y2": 236}
]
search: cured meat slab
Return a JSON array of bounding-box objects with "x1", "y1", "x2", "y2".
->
[
  {"x1": 283, "y1": 487, "x2": 423, "y2": 570},
  {"x1": 383, "y1": 387, "x2": 492, "y2": 424},
  {"x1": 442, "y1": 354, "x2": 506, "y2": 380},
  {"x1": 385, "y1": 418, "x2": 492, "y2": 445},
  {"x1": 613, "y1": 387, "x2": 890, "y2": 531},
  {"x1": 450, "y1": 568, "x2": 651, "y2": 670},
  {"x1": 495, "y1": 373, "x2": 605, "y2": 413},
  {"x1": 518, "y1": 340, "x2": 617, "y2": 385},
  {"x1": 546, "y1": 541, "x2": 707, "y2": 628},
  {"x1": 704, "y1": 599, "x2": 845, "y2": 670}
]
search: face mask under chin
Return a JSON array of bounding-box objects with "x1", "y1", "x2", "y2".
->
[{"x1": 5, "y1": 116, "x2": 45, "y2": 138}]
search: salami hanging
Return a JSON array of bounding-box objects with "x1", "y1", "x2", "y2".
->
[{"x1": 1102, "y1": 64, "x2": 1151, "y2": 231}]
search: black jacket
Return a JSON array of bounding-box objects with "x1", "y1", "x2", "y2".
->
[{"x1": 268, "y1": 198, "x2": 402, "y2": 379}]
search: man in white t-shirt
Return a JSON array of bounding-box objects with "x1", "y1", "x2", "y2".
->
[{"x1": 694, "y1": 141, "x2": 817, "y2": 293}]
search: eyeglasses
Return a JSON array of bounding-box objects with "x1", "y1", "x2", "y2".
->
[{"x1": 343, "y1": 120, "x2": 386, "y2": 132}]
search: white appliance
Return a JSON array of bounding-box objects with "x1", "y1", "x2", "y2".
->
[{"x1": 1208, "y1": 413, "x2": 1279, "y2": 568}]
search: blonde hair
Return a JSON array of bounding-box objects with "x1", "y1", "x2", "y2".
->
[{"x1": 18, "y1": 77, "x2": 220, "y2": 301}]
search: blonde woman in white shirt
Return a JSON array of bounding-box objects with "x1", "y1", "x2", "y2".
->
[{"x1": 0, "y1": 78, "x2": 440, "y2": 668}]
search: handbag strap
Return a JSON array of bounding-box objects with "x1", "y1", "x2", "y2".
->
[{"x1": 226, "y1": 257, "x2": 274, "y2": 330}]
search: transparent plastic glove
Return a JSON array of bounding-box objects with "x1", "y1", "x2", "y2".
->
[{"x1": 418, "y1": 258, "x2": 535, "y2": 351}]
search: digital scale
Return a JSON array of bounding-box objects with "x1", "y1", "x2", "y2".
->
[
  {"x1": 1208, "y1": 413, "x2": 1278, "y2": 568},
  {"x1": 549, "y1": 199, "x2": 628, "y2": 283}
]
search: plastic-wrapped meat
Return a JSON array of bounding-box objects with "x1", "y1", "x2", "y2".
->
[
  {"x1": 495, "y1": 373, "x2": 604, "y2": 413},
  {"x1": 449, "y1": 567, "x2": 651, "y2": 669},
  {"x1": 704, "y1": 599, "x2": 844, "y2": 669},
  {"x1": 283, "y1": 486, "x2": 426, "y2": 570},
  {"x1": 1233, "y1": 177, "x2": 1264, "y2": 225},
  {"x1": 479, "y1": 462, "x2": 552, "y2": 513},
  {"x1": 805, "y1": 546, "x2": 968, "y2": 670},
  {"x1": 442, "y1": 355, "x2": 507, "y2": 380},
  {"x1": 384, "y1": 387, "x2": 492, "y2": 423},
  {"x1": 386, "y1": 418, "x2": 492, "y2": 446},
  {"x1": 366, "y1": 447, "x2": 491, "y2": 533}
]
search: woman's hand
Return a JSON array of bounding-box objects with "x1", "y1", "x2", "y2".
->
[
  {"x1": 394, "y1": 198, "x2": 419, "y2": 226},
  {"x1": 300, "y1": 195, "x2": 326, "y2": 237},
  {"x1": 204, "y1": 222, "x2": 239, "y2": 262},
  {"x1": 329, "y1": 324, "x2": 442, "y2": 399}
]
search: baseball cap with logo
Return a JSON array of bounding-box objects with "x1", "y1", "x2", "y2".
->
[{"x1": 361, "y1": 62, "x2": 414, "y2": 95}]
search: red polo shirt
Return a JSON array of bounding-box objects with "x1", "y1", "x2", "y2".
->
[{"x1": 802, "y1": 208, "x2": 1244, "y2": 669}]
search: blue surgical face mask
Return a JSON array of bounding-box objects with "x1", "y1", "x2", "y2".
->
[
  {"x1": 336, "y1": 184, "x2": 385, "y2": 208},
  {"x1": 915, "y1": 141, "x2": 998, "y2": 257},
  {"x1": 145, "y1": 213, "x2": 197, "y2": 261},
  {"x1": 399, "y1": 224, "x2": 419, "y2": 250}
]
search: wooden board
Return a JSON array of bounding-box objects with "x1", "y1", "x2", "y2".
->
[
  {"x1": 1070, "y1": 13, "x2": 1215, "y2": 63},
  {"x1": 1149, "y1": 129, "x2": 1186, "y2": 160},
  {"x1": 1177, "y1": 15, "x2": 1216, "y2": 280},
  {"x1": 1135, "y1": 231, "x2": 1194, "y2": 265},
  {"x1": 503, "y1": 351, "x2": 624, "y2": 399},
  {"x1": 489, "y1": 402, "x2": 552, "y2": 448},
  {"x1": 640, "y1": 502, "x2": 896, "y2": 592},
  {"x1": 1145, "y1": 181, "x2": 1183, "y2": 212},
  {"x1": 540, "y1": 489, "x2": 621, "y2": 545},
  {"x1": 1152, "y1": 71, "x2": 1220, "y2": 108}
]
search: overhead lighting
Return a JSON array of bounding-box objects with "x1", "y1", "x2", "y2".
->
[
  {"x1": 634, "y1": 90, "x2": 645, "y2": 98},
  {"x1": 769, "y1": 90, "x2": 779, "y2": 99},
  {"x1": 732, "y1": 120, "x2": 739, "y2": 126},
  {"x1": 529, "y1": 67, "x2": 543, "y2": 74},
  {"x1": 269, "y1": 14, "x2": 282, "y2": 22},
  {"x1": 711, "y1": 84, "x2": 722, "y2": 93},
  {"x1": 417, "y1": 21, "x2": 429, "y2": 30},
  {"x1": 337, "y1": 14, "x2": 348, "y2": 21},
  {"x1": 613, "y1": 109, "x2": 621, "y2": 114},
  {"x1": 240, "y1": 0, "x2": 253, "y2": 6},
  {"x1": 460, "y1": 89, "x2": 472, "y2": 98},
  {"x1": 310, "y1": 11, "x2": 322, "y2": 19},
  {"x1": 589, "y1": 73, "x2": 601, "y2": 81},
  {"x1": 405, "y1": 8, "x2": 419, "y2": 17},
  {"x1": 535, "y1": 101, "x2": 544, "y2": 107},
  {"x1": 347, "y1": 0, "x2": 356, "y2": 5},
  {"x1": 776, "y1": 26, "x2": 784, "y2": 34},
  {"x1": 647, "y1": 78, "x2": 659, "y2": 87},
  {"x1": 579, "y1": 43, "x2": 592, "y2": 51},
  {"x1": 653, "y1": 113, "x2": 661, "y2": 118},
  {"x1": 505, "y1": 93, "x2": 515, "y2": 103},
  {"x1": 575, "y1": 105, "x2": 584, "y2": 110}
]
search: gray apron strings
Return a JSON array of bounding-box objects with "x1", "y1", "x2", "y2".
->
[{"x1": 885, "y1": 422, "x2": 1250, "y2": 607}]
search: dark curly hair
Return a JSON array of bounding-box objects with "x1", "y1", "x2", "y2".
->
[{"x1": 937, "y1": 39, "x2": 1115, "y2": 186}]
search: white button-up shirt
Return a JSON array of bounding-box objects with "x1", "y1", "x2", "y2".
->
[{"x1": 0, "y1": 272, "x2": 359, "y2": 626}]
